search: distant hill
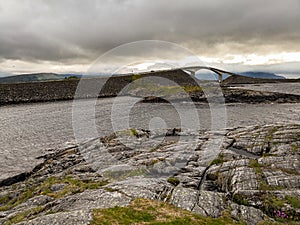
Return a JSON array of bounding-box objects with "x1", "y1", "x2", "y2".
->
[
  {"x1": 239, "y1": 72, "x2": 285, "y2": 79},
  {"x1": 0, "y1": 73, "x2": 107, "y2": 84},
  {"x1": 0, "y1": 73, "x2": 85, "y2": 84},
  {"x1": 0, "y1": 73, "x2": 66, "y2": 83}
]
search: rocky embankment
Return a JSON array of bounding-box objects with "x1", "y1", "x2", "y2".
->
[
  {"x1": 1, "y1": 70, "x2": 300, "y2": 105},
  {"x1": 131, "y1": 86, "x2": 300, "y2": 104},
  {"x1": 223, "y1": 74, "x2": 300, "y2": 85},
  {"x1": 0, "y1": 124, "x2": 299, "y2": 224},
  {"x1": 222, "y1": 88, "x2": 300, "y2": 103},
  {"x1": 0, "y1": 76, "x2": 132, "y2": 105}
]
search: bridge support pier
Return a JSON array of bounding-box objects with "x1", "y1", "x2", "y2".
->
[{"x1": 218, "y1": 74, "x2": 222, "y2": 83}]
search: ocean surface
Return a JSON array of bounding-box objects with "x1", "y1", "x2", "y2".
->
[
  {"x1": 1, "y1": 83, "x2": 299, "y2": 180},
  {"x1": 232, "y1": 82, "x2": 299, "y2": 95}
]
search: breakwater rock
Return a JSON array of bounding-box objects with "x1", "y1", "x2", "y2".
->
[{"x1": 0, "y1": 124, "x2": 299, "y2": 224}]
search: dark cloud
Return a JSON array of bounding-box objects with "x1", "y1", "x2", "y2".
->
[{"x1": 0, "y1": 0, "x2": 299, "y2": 71}]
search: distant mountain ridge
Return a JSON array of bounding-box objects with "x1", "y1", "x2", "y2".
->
[{"x1": 239, "y1": 71, "x2": 285, "y2": 79}]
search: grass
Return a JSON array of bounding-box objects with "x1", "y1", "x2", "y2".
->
[
  {"x1": 142, "y1": 159, "x2": 163, "y2": 166},
  {"x1": 0, "y1": 176, "x2": 108, "y2": 211},
  {"x1": 130, "y1": 74, "x2": 202, "y2": 94},
  {"x1": 0, "y1": 187, "x2": 34, "y2": 211},
  {"x1": 278, "y1": 168, "x2": 300, "y2": 175},
  {"x1": 291, "y1": 143, "x2": 300, "y2": 153},
  {"x1": 249, "y1": 159, "x2": 262, "y2": 175},
  {"x1": 232, "y1": 193, "x2": 249, "y2": 206},
  {"x1": 259, "y1": 182, "x2": 284, "y2": 191},
  {"x1": 262, "y1": 195, "x2": 300, "y2": 221},
  {"x1": 265, "y1": 196, "x2": 286, "y2": 209},
  {"x1": 183, "y1": 85, "x2": 202, "y2": 93},
  {"x1": 128, "y1": 80, "x2": 203, "y2": 96},
  {"x1": 4, "y1": 206, "x2": 44, "y2": 225},
  {"x1": 64, "y1": 75, "x2": 79, "y2": 80},
  {"x1": 167, "y1": 177, "x2": 180, "y2": 186},
  {"x1": 258, "y1": 221, "x2": 300, "y2": 225},
  {"x1": 131, "y1": 74, "x2": 142, "y2": 81},
  {"x1": 249, "y1": 159, "x2": 267, "y2": 191},
  {"x1": 262, "y1": 153, "x2": 277, "y2": 157},
  {"x1": 37, "y1": 176, "x2": 108, "y2": 198},
  {"x1": 104, "y1": 187, "x2": 118, "y2": 192},
  {"x1": 210, "y1": 154, "x2": 225, "y2": 166},
  {"x1": 265, "y1": 127, "x2": 278, "y2": 142},
  {"x1": 249, "y1": 159, "x2": 280, "y2": 191},
  {"x1": 103, "y1": 168, "x2": 147, "y2": 180},
  {"x1": 245, "y1": 159, "x2": 299, "y2": 221},
  {"x1": 232, "y1": 163, "x2": 300, "y2": 221},
  {"x1": 284, "y1": 196, "x2": 300, "y2": 209},
  {"x1": 130, "y1": 128, "x2": 139, "y2": 137},
  {"x1": 91, "y1": 198, "x2": 246, "y2": 225},
  {"x1": 248, "y1": 159, "x2": 287, "y2": 191}
]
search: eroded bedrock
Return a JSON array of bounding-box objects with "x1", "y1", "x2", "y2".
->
[{"x1": 0, "y1": 124, "x2": 299, "y2": 224}]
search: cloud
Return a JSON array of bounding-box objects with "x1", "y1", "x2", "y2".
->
[{"x1": 0, "y1": 0, "x2": 299, "y2": 73}]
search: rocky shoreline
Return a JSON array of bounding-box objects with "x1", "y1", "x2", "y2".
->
[
  {"x1": 1, "y1": 124, "x2": 299, "y2": 224},
  {"x1": 136, "y1": 87, "x2": 300, "y2": 104},
  {"x1": 0, "y1": 71, "x2": 299, "y2": 106}
]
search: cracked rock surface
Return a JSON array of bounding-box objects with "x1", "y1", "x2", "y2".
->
[{"x1": 0, "y1": 124, "x2": 299, "y2": 224}]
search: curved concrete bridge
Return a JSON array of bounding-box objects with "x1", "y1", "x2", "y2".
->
[{"x1": 179, "y1": 66, "x2": 238, "y2": 83}]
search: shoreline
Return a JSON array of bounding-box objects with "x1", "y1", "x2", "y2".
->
[
  {"x1": 1, "y1": 124, "x2": 299, "y2": 224},
  {"x1": 1, "y1": 83, "x2": 300, "y2": 107},
  {"x1": 1, "y1": 70, "x2": 299, "y2": 106}
]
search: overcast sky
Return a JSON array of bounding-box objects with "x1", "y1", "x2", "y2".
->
[{"x1": 0, "y1": 0, "x2": 299, "y2": 75}]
